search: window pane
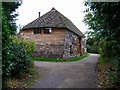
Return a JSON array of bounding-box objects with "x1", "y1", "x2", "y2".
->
[
  {"x1": 44, "y1": 28, "x2": 49, "y2": 34},
  {"x1": 49, "y1": 28, "x2": 52, "y2": 33},
  {"x1": 44, "y1": 28, "x2": 52, "y2": 34},
  {"x1": 34, "y1": 28, "x2": 41, "y2": 34},
  {"x1": 70, "y1": 45, "x2": 74, "y2": 55},
  {"x1": 39, "y1": 28, "x2": 41, "y2": 34}
]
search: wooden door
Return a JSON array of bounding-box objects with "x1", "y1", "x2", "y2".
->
[{"x1": 77, "y1": 37, "x2": 81, "y2": 55}]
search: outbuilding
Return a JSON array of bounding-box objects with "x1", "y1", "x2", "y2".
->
[{"x1": 21, "y1": 8, "x2": 86, "y2": 59}]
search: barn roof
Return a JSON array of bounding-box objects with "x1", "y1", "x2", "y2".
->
[{"x1": 22, "y1": 8, "x2": 84, "y2": 37}]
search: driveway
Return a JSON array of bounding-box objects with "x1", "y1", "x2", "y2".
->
[{"x1": 32, "y1": 53, "x2": 100, "y2": 88}]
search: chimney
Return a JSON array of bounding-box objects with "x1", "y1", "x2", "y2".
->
[{"x1": 39, "y1": 12, "x2": 40, "y2": 17}]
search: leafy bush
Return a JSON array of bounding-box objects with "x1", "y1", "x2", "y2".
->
[
  {"x1": 86, "y1": 44, "x2": 99, "y2": 54},
  {"x1": 99, "y1": 40, "x2": 119, "y2": 59},
  {"x1": 86, "y1": 38, "x2": 99, "y2": 54},
  {"x1": 99, "y1": 40, "x2": 120, "y2": 87},
  {"x1": 2, "y1": 41, "x2": 32, "y2": 81},
  {"x1": 98, "y1": 47, "x2": 103, "y2": 57},
  {"x1": 110, "y1": 56, "x2": 120, "y2": 87},
  {"x1": 11, "y1": 35, "x2": 36, "y2": 55},
  {"x1": 101, "y1": 41, "x2": 113, "y2": 58},
  {"x1": 2, "y1": 2, "x2": 36, "y2": 88}
]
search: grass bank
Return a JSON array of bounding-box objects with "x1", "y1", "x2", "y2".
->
[{"x1": 30, "y1": 53, "x2": 90, "y2": 62}]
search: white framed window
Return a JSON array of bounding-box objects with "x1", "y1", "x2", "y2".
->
[{"x1": 44, "y1": 28, "x2": 52, "y2": 34}]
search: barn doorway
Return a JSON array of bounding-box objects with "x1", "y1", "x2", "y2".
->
[{"x1": 77, "y1": 37, "x2": 81, "y2": 55}]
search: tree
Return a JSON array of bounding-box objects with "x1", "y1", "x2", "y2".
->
[
  {"x1": 84, "y1": 31, "x2": 95, "y2": 39},
  {"x1": 84, "y1": 2, "x2": 120, "y2": 87},
  {"x1": 2, "y1": 2, "x2": 21, "y2": 81},
  {"x1": 84, "y1": 2, "x2": 120, "y2": 57},
  {"x1": 84, "y1": 2, "x2": 120, "y2": 42},
  {"x1": 2, "y1": 2, "x2": 21, "y2": 35}
]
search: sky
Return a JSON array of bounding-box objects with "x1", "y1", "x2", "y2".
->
[{"x1": 16, "y1": 0, "x2": 89, "y2": 34}]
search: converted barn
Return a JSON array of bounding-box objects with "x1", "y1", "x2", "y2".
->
[{"x1": 21, "y1": 8, "x2": 86, "y2": 59}]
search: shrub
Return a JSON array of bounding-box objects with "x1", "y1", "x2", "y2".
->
[
  {"x1": 100, "y1": 40, "x2": 119, "y2": 58},
  {"x1": 2, "y1": 41, "x2": 32, "y2": 82},
  {"x1": 86, "y1": 44, "x2": 99, "y2": 54},
  {"x1": 98, "y1": 47, "x2": 103, "y2": 57},
  {"x1": 99, "y1": 40, "x2": 120, "y2": 87},
  {"x1": 110, "y1": 56, "x2": 120, "y2": 87},
  {"x1": 3, "y1": 36, "x2": 36, "y2": 83},
  {"x1": 11, "y1": 35, "x2": 36, "y2": 55},
  {"x1": 86, "y1": 38, "x2": 99, "y2": 54}
]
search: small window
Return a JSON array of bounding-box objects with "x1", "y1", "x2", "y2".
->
[
  {"x1": 70, "y1": 45, "x2": 74, "y2": 55},
  {"x1": 44, "y1": 28, "x2": 52, "y2": 34},
  {"x1": 34, "y1": 28, "x2": 41, "y2": 34}
]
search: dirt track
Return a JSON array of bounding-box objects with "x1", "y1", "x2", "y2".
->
[{"x1": 32, "y1": 54, "x2": 100, "y2": 88}]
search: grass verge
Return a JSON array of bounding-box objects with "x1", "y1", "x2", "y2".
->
[{"x1": 30, "y1": 53, "x2": 90, "y2": 62}]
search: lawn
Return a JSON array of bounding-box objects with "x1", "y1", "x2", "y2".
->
[{"x1": 30, "y1": 53, "x2": 90, "y2": 62}]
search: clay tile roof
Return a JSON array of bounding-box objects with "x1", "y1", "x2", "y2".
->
[{"x1": 22, "y1": 8, "x2": 84, "y2": 36}]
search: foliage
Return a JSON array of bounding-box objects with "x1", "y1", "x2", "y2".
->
[
  {"x1": 85, "y1": 31, "x2": 99, "y2": 54},
  {"x1": 2, "y1": 6, "x2": 13, "y2": 83},
  {"x1": 30, "y1": 54, "x2": 90, "y2": 62},
  {"x1": 99, "y1": 57, "x2": 109, "y2": 65},
  {"x1": 86, "y1": 37, "x2": 99, "y2": 54},
  {"x1": 2, "y1": 2, "x2": 36, "y2": 89},
  {"x1": 97, "y1": 58, "x2": 113, "y2": 88},
  {"x1": 2, "y1": 41, "x2": 32, "y2": 82},
  {"x1": 2, "y1": 1, "x2": 21, "y2": 79},
  {"x1": 110, "y1": 56, "x2": 120, "y2": 86},
  {"x1": 2, "y1": 2, "x2": 21, "y2": 35},
  {"x1": 84, "y1": 2, "x2": 120, "y2": 87},
  {"x1": 11, "y1": 35, "x2": 36, "y2": 55},
  {"x1": 99, "y1": 41, "x2": 118, "y2": 58},
  {"x1": 84, "y1": 31, "x2": 95, "y2": 39},
  {"x1": 4, "y1": 62, "x2": 38, "y2": 88},
  {"x1": 84, "y1": 2, "x2": 120, "y2": 42}
]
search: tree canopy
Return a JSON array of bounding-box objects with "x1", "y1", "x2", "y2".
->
[
  {"x1": 84, "y1": 2, "x2": 120, "y2": 87},
  {"x1": 84, "y1": 2, "x2": 120, "y2": 41},
  {"x1": 2, "y1": 2, "x2": 21, "y2": 35}
]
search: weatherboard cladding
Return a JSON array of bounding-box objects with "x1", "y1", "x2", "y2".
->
[{"x1": 22, "y1": 8, "x2": 84, "y2": 37}]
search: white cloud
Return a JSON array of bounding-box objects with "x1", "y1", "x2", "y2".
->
[{"x1": 16, "y1": 0, "x2": 89, "y2": 33}]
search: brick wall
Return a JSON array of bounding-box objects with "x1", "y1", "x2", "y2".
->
[
  {"x1": 22, "y1": 28, "x2": 65, "y2": 59},
  {"x1": 21, "y1": 28, "x2": 85, "y2": 59}
]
